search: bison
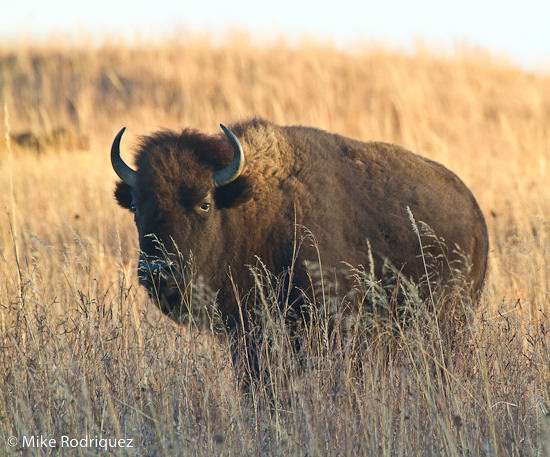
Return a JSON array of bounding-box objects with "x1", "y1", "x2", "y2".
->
[{"x1": 111, "y1": 118, "x2": 488, "y2": 339}]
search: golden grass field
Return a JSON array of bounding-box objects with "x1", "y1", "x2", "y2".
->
[{"x1": 1, "y1": 34, "x2": 550, "y2": 456}]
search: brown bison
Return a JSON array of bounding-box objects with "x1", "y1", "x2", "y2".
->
[{"x1": 111, "y1": 118, "x2": 488, "y2": 332}]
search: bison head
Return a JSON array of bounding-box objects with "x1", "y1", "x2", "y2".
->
[{"x1": 111, "y1": 124, "x2": 254, "y2": 318}]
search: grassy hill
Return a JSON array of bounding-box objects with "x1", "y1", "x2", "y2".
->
[{"x1": 1, "y1": 35, "x2": 550, "y2": 456}]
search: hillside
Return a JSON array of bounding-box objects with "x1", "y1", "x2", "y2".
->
[{"x1": 1, "y1": 36, "x2": 550, "y2": 456}]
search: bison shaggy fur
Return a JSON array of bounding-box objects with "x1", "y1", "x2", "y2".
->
[{"x1": 113, "y1": 118, "x2": 488, "y2": 332}]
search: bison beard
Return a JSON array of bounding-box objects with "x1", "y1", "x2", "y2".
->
[{"x1": 111, "y1": 118, "x2": 489, "y2": 382}]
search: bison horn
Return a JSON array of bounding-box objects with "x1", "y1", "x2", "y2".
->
[
  {"x1": 214, "y1": 124, "x2": 245, "y2": 187},
  {"x1": 111, "y1": 127, "x2": 137, "y2": 188}
]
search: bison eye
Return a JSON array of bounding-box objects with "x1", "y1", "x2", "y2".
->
[
  {"x1": 199, "y1": 202, "x2": 211, "y2": 212},
  {"x1": 130, "y1": 203, "x2": 137, "y2": 213}
]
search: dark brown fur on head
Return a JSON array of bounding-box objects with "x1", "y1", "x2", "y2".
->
[{"x1": 114, "y1": 129, "x2": 254, "y2": 213}]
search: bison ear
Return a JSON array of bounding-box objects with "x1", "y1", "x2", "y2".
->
[
  {"x1": 214, "y1": 175, "x2": 254, "y2": 209},
  {"x1": 114, "y1": 181, "x2": 133, "y2": 210}
]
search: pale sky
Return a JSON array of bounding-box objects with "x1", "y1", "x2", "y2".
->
[{"x1": 2, "y1": 0, "x2": 549, "y2": 70}]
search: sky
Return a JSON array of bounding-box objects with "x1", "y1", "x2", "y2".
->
[{"x1": 2, "y1": 0, "x2": 549, "y2": 71}]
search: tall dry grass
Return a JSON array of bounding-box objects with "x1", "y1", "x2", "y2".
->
[{"x1": 1, "y1": 34, "x2": 550, "y2": 456}]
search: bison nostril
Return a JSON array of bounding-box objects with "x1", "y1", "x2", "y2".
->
[{"x1": 138, "y1": 259, "x2": 176, "y2": 288}]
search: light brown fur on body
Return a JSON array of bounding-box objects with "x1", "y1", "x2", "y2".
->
[{"x1": 114, "y1": 118, "x2": 488, "y2": 328}]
